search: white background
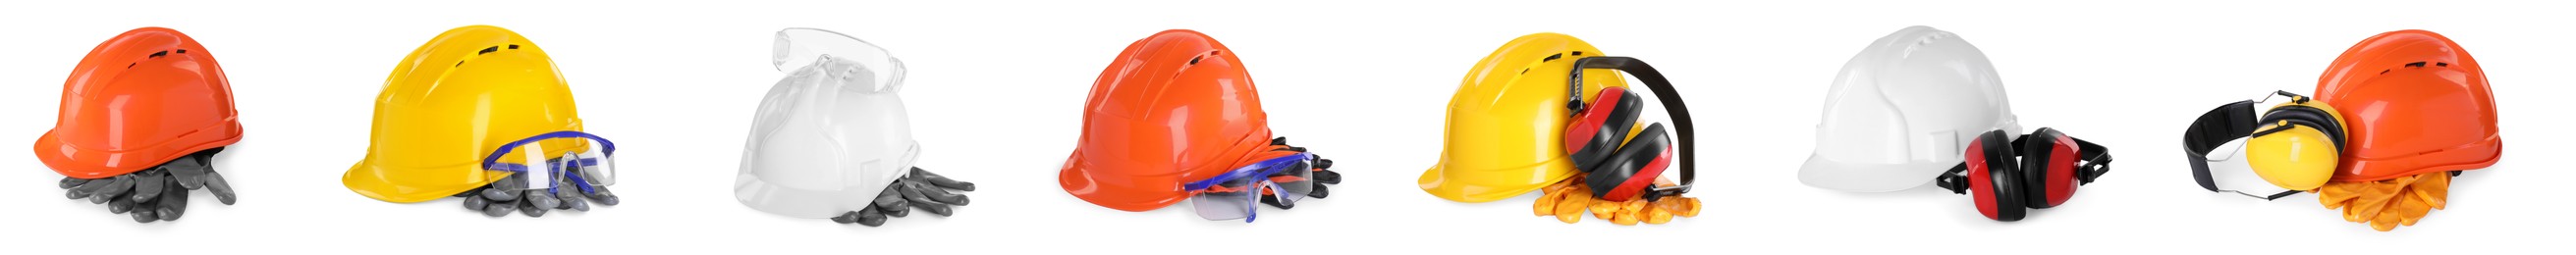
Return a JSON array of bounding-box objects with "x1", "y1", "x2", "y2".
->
[{"x1": 1, "y1": 0, "x2": 2567, "y2": 253}]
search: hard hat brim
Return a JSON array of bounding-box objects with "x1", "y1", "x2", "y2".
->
[
  {"x1": 1417, "y1": 162, "x2": 1576, "y2": 203},
  {"x1": 344, "y1": 159, "x2": 495, "y2": 203},
  {"x1": 35, "y1": 128, "x2": 240, "y2": 178},
  {"x1": 1059, "y1": 151, "x2": 1189, "y2": 212},
  {"x1": 736, "y1": 171, "x2": 890, "y2": 219},
  {"x1": 1798, "y1": 153, "x2": 1954, "y2": 192}
]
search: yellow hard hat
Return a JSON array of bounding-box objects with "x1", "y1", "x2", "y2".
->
[
  {"x1": 345, "y1": 26, "x2": 592, "y2": 203},
  {"x1": 2243, "y1": 93, "x2": 2347, "y2": 191},
  {"x1": 1418, "y1": 33, "x2": 1629, "y2": 202}
]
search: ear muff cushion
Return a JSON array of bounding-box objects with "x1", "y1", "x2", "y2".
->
[
  {"x1": 2262, "y1": 104, "x2": 2346, "y2": 149},
  {"x1": 1565, "y1": 87, "x2": 1643, "y2": 172},
  {"x1": 1587, "y1": 124, "x2": 1672, "y2": 200},
  {"x1": 1967, "y1": 129, "x2": 2025, "y2": 222},
  {"x1": 2017, "y1": 128, "x2": 2059, "y2": 208}
]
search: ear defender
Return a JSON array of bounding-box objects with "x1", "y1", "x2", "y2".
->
[
  {"x1": 2244, "y1": 92, "x2": 2347, "y2": 191},
  {"x1": 1565, "y1": 86, "x2": 1644, "y2": 172},
  {"x1": 1937, "y1": 128, "x2": 2113, "y2": 222},
  {"x1": 2180, "y1": 90, "x2": 2350, "y2": 199},
  {"x1": 1560, "y1": 56, "x2": 1694, "y2": 202}
]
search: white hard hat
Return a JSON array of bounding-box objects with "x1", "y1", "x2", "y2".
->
[
  {"x1": 1799, "y1": 26, "x2": 2021, "y2": 192},
  {"x1": 736, "y1": 27, "x2": 920, "y2": 218}
]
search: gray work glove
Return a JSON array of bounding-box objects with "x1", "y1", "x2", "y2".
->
[{"x1": 833, "y1": 167, "x2": 973, "y2": 227}]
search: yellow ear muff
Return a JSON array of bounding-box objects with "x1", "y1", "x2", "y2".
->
[{"x1": 2244, "y1": 101, "x2": 2346, "y2": 191}]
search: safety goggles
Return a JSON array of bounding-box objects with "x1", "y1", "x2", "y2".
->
[
  {"x1": 1182, "y1": 152, "x2": 1314, "y2": 223},
  {"x1": 480, "y1": 130, "x2": 618, "y2": 193}
]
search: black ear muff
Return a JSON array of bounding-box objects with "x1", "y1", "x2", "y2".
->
[
  {"x1": 1564, "y1": 86, "x2": 1643, "y2": 172},
  {"x1": 1586, "y1": 124, "x2": 1672, "y2": 199},
  {"x1": 1976, "y1": 129, "x2": 2027, "y2": 222},
  {"x1": 2258, "y1": 104, "x2": 2346, "y2": 149}
]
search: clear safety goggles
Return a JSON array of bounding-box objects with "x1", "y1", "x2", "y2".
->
[
  {"x1": 480, "y1": 131, "x2": 618, "y2": 193},
  {"x1": 1182, "y1": 152, "x2": 1314, "y2": 223}
]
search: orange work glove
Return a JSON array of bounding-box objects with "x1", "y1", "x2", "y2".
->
[
  {"x1": 2317, "y1": 172, "x2": 2450, "y2": 231},
  {"x1": 1533, "y1": 176, "x2": 1699, "y2": 225}
]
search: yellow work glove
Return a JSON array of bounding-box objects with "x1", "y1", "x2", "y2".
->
[
  {"x1": 1532, "y1": 176, "x2": 1700, "y2": 225},
  {"x1": 2316, "y1": 172, "x2": 2450, "y2": 231}
]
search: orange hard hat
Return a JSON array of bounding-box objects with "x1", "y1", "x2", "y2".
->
[
  {"x1": 34, "y1": 27, "x2": 243, "y2": 178},
  {"x1": 2313, "y1": 29, "x2": 2500, "y2": 181},
  {"x1": 1059, "y1": 29, "x2": 1288, "y2": 212}
]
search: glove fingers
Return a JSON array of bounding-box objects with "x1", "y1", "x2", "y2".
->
[
  {"x1": 91, "y1": 176, "x2": 135, "y2": 204},
  {"x1": 551, "y1": 181, "x2": 579, "y2": 210},
  {"x1": 2369, "y1": 202, "x2": 2403, "y2": 231},
  {"x1": 910, "y1": 168, "x2": 976, "y2": 191},
  {"x1": 563, "y1": 192, "x2": 590, "y2": 212},
  {"x1": 1588, "y1": 199, "x2": 1621, "y2": 220},
  {"x1": 1553, "y1": 187, "x2": 1589, "y2": 224},
  {"x1": 527, "y1": 189, "x2": 561, "y2": 211},
  {"x1": 581, "y1": 185, "x2": 619, "y2": 206},
  {"x1": 1259, "y1": 195, "x2": 1293, "y2": 210},
  {"x1": 2411, "y1": 173, "x2": 2450, "y2": 210},
  {"x1": 897, "y1": 186, "x2": 954, "y2": 216},
  {"x1": 109, "y1": 196, "x2": 137, "y2": 214},
  {"x1": 1313, "y1": 169, "x2": 1342, "y2": 185},
  {"x1": 856, "y1": 206, "x2": 888, "y2": 227},
  {"x1": 909, "y1": 181, "x2": 969, "y2": 205},
  {"x1": 481, "y1": 187, "x2": 520, "y2": 202},
  {"x1": 166, "y1": 154, "x2": 210, "y2": 189},
  {"x1": 1533, "y1": 190, "x2": 1559, "y2": 216},
  {"x1": 132, "y1": 171, "x2": 166, "y2": 203},
  {"x1": 1642, "y1": 206, "x2": 1674, "y2": 225},
  {"x1": 831, "y1": 211, "x2": 863, "y2": 224},
  {"x1": 1613, "y1": 199, "x2": 1647, "y2": 226},
  {"x1": 1305, "y1": 182, "x2": 1330, "y2": 198},
  {"x1": 202, "y1": 171, "x2": 238, "y2": 205},
  {"x1": 128, "y1": 197, "x2": 159, "y2": 223},
  {"x1": 2393, "y1": 193, "x2": 2430, "y2": 227},
  {"x1": 463, "y1": 195, "x2": 491, "y2": 211},
  {"x1": 1663, "y1": 197, "x2": 1701, "y2": 217},
  {"x1": 2317, "y1": 181, "x2": 2359, "y2": 209},
  {"x1": 69, "y1": 177, "x2": 116, "y2": 199},
  {"x1": 484, "y1": 195, "x2": 521, "y2": 217},
  {"x1": 2347, "y1": 178, "x2": 2411, "y2": 222},
  {"x1": 519, "y1": 197, "x2": 548, "y2": 217},
  {"x1": 59, "y1": 177, "x2": 89, "y2": 189},
  {"x1": 155, "y1": 178, "x2": 188, "y2": 222},
  {"x1": 874, "y1": 185, "x2": 910, "y2": 217}
]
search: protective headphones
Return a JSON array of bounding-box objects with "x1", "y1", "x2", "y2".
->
[
  {"x1": 1935, "y1": 128, "x2": 2111, "y2": 222},
  {"x1": 1562, "y1": 56, "x2": 1695, "y2": 202},
  {"x1": 2180, "y1": 90, "x2": 2348, "y2": 199}
]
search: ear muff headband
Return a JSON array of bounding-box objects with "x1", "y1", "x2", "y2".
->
[
  {"x1": 1567, "y1": 56, "x2": 1695, "y2": 199},
  {"x1": 2180, "y1": 91, "x2": 2310, "y2": 200}
]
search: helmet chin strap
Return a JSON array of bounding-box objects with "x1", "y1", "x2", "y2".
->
[{"x1": 1565, "y1": 56, "x2": 1694, "y2": 200}]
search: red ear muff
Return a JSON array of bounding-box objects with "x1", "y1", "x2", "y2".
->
[
  {"x1": 1586, "y1": 123, "x2": 1672, "y2": 200},
  {"x1": 1965, "y1": 129, "x2": 2026, "y2": 222},
  {"x1": 1938, "y1": 128, "x2": 2114, "y2": 222},
  {"x1": 1561, "y1": 56, "x2": 1696, "y2": 202},
  {"x1": 2019, "y1": 128, "x2": 2079, "y2": 208},
  {"x1": 1564, "y1": 86, "x2": 1642, "y2": 172}
]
